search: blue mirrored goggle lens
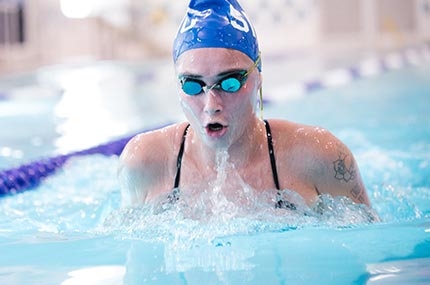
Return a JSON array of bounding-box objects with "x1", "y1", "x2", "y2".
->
[
  {"x1": 220, "y1": 77, "x2": 241, "y2": 92},
  {"x1": 182, "y1": 80, "x2": 203, "y2": 96}
]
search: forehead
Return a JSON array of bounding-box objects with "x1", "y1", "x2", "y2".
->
[{"x1": 175, "y1": 48, "x2": 253, "y2": 76}]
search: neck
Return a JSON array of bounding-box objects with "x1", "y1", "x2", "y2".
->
[{"x1": 190, "y1": 117, "x2": 266, "y2": 170}]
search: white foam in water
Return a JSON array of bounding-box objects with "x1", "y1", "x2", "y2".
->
[{"x1": 0, "y1": 151, "x2": 413, "y2": 242}]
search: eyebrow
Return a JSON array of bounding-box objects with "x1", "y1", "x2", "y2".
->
[{"x1": 178, "y1": 69, "x2": 246, "y2": 80}]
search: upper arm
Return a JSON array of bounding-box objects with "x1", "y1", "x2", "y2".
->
[
  {"x1": 312, "y1": 131, "x2": 371, "y2": 206},
  {"x1": 118, "y1": 133, "x2": 167, "y2": 207},
  {"x1": 118, "y1": 135, "x2": 149, "y2": 206}
]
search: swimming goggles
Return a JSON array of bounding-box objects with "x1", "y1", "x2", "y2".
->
[{"x1": 179, "y1": 55, "x2": 261, "y2": 96}]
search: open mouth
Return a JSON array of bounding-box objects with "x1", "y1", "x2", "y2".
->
[
  {"x1": 205, "y1": 123, "x2": 228, "y2": 137},
  {"x1": 207, "y1": 123, "x2": 224, "y2": 132}
]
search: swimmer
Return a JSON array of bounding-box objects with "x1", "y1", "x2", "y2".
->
[{"x1": 118, "y1": 0, "x2": 373, "y2": 211}]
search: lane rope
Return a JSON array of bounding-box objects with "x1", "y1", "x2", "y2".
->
[{"x1": 0, "y1": 123, "x2": 171, "y2": 197}]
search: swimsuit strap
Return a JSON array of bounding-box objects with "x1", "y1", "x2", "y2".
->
[
  {"x1": 263, "y1": 120, "x2": 281, "y2": 190},
  {"x1": 263, "y1": 120, "x2": 295, "y2": 209},
  {"x1": 173, "y1": 124, "x2": 190, "y2": 189}
]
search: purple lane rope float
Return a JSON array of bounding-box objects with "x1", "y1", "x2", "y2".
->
[{"x1": 0, "y1": 123, "x2": 171, "y2": 197}]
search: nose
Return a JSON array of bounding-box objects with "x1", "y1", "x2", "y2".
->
[{"x1": 203, "y1": 90, "x2": 223, "y2": 115}]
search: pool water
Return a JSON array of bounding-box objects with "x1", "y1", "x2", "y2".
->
[{"x1": 0, "y1": 58, "x2": 429, "y2": 284}]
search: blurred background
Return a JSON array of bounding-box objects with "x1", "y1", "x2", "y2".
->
[
  {"x1": 1, "y1": 0, "x2": 429, "y2": 75},
  {"x1": 0, "y1": 0, "x2": 429, "y2": 164}
]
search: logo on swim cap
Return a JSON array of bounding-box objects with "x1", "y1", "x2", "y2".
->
[{"x1": 173, "y1": 0, "x2": 261, "y2": 70}]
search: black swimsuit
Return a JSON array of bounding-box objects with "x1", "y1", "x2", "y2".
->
[{"x1": 170, "y1": 120, "x2": 297, "y2": 209}]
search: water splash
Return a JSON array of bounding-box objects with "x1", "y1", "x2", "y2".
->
[
  {"x1": 0, "y1": 154, "x2": 426, "y2": 243},
  {"x1": 209, "y1": 149, "x2": 233, "y2": 219}
]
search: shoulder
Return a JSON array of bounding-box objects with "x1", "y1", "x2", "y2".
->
[
  {"x1": 266, "y1": 118, "x2": 339, "y2": 152},
  {"x1": 120, "y1": 122, "x2": 188, "y2": 168},
  {"x1": 268, "y1": 118, "x2": 348, "y2": 173},
  {"x1": 117, "y1": 122, "x2": 189, "y2": 205}
]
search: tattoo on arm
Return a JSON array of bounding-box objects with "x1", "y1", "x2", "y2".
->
[
  {"x1": 332, "y1": 151, "x2": 356, "y2": 182},
  {"x1": 332, "y1": 150, "x2": 367, "y2": 203},
  {"x1": 350, "y1": 183, "x2": 365, "y2": 203}
]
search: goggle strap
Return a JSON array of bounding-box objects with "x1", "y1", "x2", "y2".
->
[{"x1": 259, "y1": 86, "x2": 264, "y2": 119}]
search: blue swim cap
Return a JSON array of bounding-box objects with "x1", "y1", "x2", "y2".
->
[{"x1": 173, "y1": 0, "x2": 261, "y2": 70}]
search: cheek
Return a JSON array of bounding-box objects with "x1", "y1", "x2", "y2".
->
[
  {"x1": 179, "y1": 95, "x2": 202, "y2": 120},
  {"x1": 231, "y1": 85, "x2": 257, "y2": 113}
]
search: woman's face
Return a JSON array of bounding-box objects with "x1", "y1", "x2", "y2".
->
[{"x1": 175, "y1": 48, "x2": 261, "y2": 149}]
